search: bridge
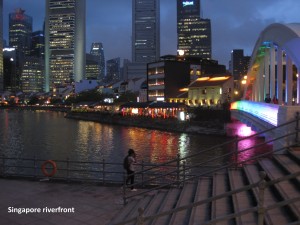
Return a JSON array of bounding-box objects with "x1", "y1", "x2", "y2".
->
[{"x1": 231, "y1": 23, "x2": 300, "y2": 151}]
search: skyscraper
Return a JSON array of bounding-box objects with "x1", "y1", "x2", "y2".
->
[
  {"x1": 132, "y1": 0, "x2": 160, "y2": 63},
  {"x1": 0, "y1": 0, "x2": 3, "y2": 92},
  {"x1": 177, "y1": 0, "x2": 211, "y2": 59},
  {"x1": 230, "y1": 49, "x2": 250, "y2": 80},
  {"x1": 9, "y1": 8, "x2": 32, "y2": 56},
  {"x1": 106, "y1": 58, "x2": 121, "y2": 83},
  {"x1": 45, "y1": 0, "x2": 86, "y2": 92},
  {"x1": 90, "y1": 42, "x2": 105, "y2": 80}
]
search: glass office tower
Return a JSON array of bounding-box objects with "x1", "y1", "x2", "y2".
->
[
  {"x1": 9, "y1": 8, "x2": 33, "y2": 56},
  {"x1": 45, "y1": 0, "x2": 86, "y2": 92},
  {"x1": 177, "y1": 0, "x2": 211, "y2": 59},
  {"x1": 90, "y1": 42, "x2": 105, "y2": 80},
  {"x1": 132, "y1": 0, "x2": 160, "y2": 63}
]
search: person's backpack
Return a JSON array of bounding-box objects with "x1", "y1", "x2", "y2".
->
[{"x1": 123, "y1": 155, "x2": 129, "y2": 170}]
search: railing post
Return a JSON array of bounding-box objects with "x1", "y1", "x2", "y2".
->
[
  {"x1": 67, "y1": 158, "x2": 70, "y2": 182},
  {"x1": 295, "y1": 112, "x2": 299, "y2": 144},
  {"x1": 176, "y1": 153, "x2": 180, "y2": 187},
  {"x1": 123, "y1": 171, "x2": 127, "y2": 205},
  {"x1": 34, "y1": 156, "x2": 37, "y2": 179},
  {"x1": 183, "y1": 161, "x2": 186, "y2": 184},
  {"x1": 235, "y1": 135, "x2": 239, "y2": 170},
  {"x1": 141, "y1": 160, "x2": 144, "y2": 187},
  {"x1": 137, "y1": 208, "x2": 144, "y2": 225},
  {"x1": 103, "y1": 159, "x2": 106, "y2": 185},
  {"x1": 258, "y1": 171, "x2": 266, "y2": 225}
]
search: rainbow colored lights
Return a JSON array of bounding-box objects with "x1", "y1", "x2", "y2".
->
[{"x1": 231, "y1": 101, "x2": 279, "y2": 126}]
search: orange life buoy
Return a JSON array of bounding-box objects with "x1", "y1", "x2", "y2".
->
[{"x1": 41, "y1": 160, "x2": 57, "y2": 177}]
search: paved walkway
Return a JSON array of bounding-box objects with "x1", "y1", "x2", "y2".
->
[{"x1": 0, "y1": 178, "x2": 124, "y2": 225}]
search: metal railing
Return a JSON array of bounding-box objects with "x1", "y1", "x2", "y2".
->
[{"x1": 111, "y1": 113, "x2": 300, "y2": 225}]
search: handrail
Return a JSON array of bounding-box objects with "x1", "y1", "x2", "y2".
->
[
  {"x1": 123, "y1": 113, "x2": 299, "y2": 204},
  {"x1": 110, "y1": 170, "x2": 300, "y2": 225}
]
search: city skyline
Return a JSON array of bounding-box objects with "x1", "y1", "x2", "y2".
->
[{"x1": 2, "y1": 0, "x2": 300, "y2": 68}]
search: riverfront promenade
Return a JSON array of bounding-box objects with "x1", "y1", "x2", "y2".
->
[{"x1": 0, "y1": 178, "x2": 124, "y2": 225}]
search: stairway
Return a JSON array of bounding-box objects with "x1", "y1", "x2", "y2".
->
[{"x1": 108, "y1": 150, "x2": 300, "y2": 225}]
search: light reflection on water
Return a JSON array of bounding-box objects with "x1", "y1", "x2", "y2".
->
[{"x1": 0, "y1": 110, "x2": 271, "y2": 167}]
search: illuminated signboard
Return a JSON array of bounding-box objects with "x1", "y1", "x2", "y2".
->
[{"x1": 183, "y1": 1, "x2": 194, "y2": 7}]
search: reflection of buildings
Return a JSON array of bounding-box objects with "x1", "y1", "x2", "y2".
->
[
  {"x1": 0, "y1": 0, "x2": 3, "y2": 91},
  {"x1": 177, "y1": 0, "x2": 211, "y2": 59},
  {"x1": 45, "y1": 0, "x2": 86, "y2": 92}
]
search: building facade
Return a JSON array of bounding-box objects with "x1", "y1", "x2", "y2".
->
[
  {"x1": 132, "y1": 0, "x2": 160, "y2": 63},
  {"x1": 106, "y1": 58, "x2": 121, "y2": 83},
  {"x1": 86, "y1": 53, "x2": 100, "y2": 80},
  {"x1": 0, "y1": 0, "x2": 3, "y2": 92},
  {"x1": 9, "y1": 8, "x2": 33, "y2": 56},
  {"x1": 90, "y1": 42, "x2": 105, "y2": 80},
  {"x1": 45, "y1": 0, "x2": 86, "y2": 92},
  {"x1": 230, "y1": 49, "x2": 250, "y2": 80},
  {"x1": 20, "y1": 56, "x2": 44, "y2": 93},
  {"x1": 177, "y1": 0, "x2": 211, "y2": 59},
  {"x1": 31, "y1": 30, "x2": 45, "y2": 58}
]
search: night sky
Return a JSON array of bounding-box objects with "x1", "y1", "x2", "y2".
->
[{"x1": 3, "y1": 0, "x2": 300, "y2": 68}]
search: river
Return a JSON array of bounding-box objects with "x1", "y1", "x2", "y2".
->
[{"x1": 0, "y1": 109, "x2": 272, "y2": 167}]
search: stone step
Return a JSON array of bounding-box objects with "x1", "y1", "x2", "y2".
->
[
  {"x1": 188, "y1": 177, "x2": 212, "y2": 225},
  {"x1": 211, "y1": 172, "x2": 234, "y2": 225},
  {"x1": 149, "y1": 188, "x2": 181, "y2": 225},
  {"x1": 243, "y1": 164, "x2": 291, "y2": 225},
  {"x1": 273, "y1": 154, "x2": 300, "y2": 184},
  {"x1": 228, "y1": 168, "x2": 257, "y2": 224},
  {"x1": 109, "y1": 198, "x2": 140, "y2": 224},
  {"x1": 259, "y1": 158, "x2": 300, "y2": 221},
  {"x1": 143, "y1": 190, "x2": 168, "y2": 225},
  {"x1": 169, "y1": 182, "x2": 197, "y2": 225}
]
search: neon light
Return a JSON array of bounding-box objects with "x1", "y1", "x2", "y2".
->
[
  {"x1": 230, "y1": 101, "x2": 279, "y2": 126},
  {"x1": 183, "y1": 1, "x2": 194, "y2": 7}
]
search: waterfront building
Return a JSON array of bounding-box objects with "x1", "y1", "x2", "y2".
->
[
  {"x1": 90, "y1": 42, "x2": 105, "y2": 80},
  {"x1": 147, "y1": 57, "x2": 191, "y2": 102},
  {"x1": 177, "y1": 0, "x2": 211, "y2": 59},
  {"x1": 20, "y1": 56, "x2": 44, "y2": 93},
  {"x1": 0, "y1": 0, "x2": 3, "y2": 92},
  {"x1": 186, "y1": 74, "x2": 233, "y2": 106},
  {"x1": 9, "y1": 8, "x2": 32, "y2": 56},
  {"x1": 45, "y1": 0, "x2": 86, "y2": 92},
  {"x1": 74, "y1": 79, "x2": 100, "y2": 94},
  {"x1": 86, "y1": 53, "x2": 100, "y2": 80},
  {"x1": 147, "y1": 55, "x2": 226, "y2": 102},
  {"x1": 106, "y1": 58, "x2": 121, "y2": 83}
]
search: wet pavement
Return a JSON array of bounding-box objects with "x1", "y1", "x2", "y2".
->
[{"x1": 0, "y1": 178, "x2": 124, "y2": 225}]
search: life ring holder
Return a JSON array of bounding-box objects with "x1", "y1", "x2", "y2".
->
[{"x1": 41, "y1": 160, "x2": 57, "y2": 177}]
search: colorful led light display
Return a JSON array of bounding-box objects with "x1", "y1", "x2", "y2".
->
[{"x1": 230, "y1": 101, "x2": 279, "y2": 126}]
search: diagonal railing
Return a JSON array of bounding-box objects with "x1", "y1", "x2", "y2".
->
[
  {"x1": 113, "y1": 170, "x2": 300, "y2": 225},
  {"x1": 122, "y1": 112, "x2": 300, "y2": 204}
]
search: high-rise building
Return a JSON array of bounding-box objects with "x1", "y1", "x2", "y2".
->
[
  {"x1": 86, "y1": 53, "x2": 100, "y2": 80},
  {"x1": 132, "y1": 0, "x2": 160, "y2": 63},
  {"x1": 31, "y1": 30, "x2": 45, "y2": 58},
  {"x1": 177, "y1": 0, "x2": 211, "y2": 59},
  {"x1": 90, "y1": 42, "x2": 105, "y2": 80},
  {"x1": 0, "y1": 0, "x2": 3, "y2": 92},
  {"x1": 9, "y1": 8, "x2": 32, "y2": 56},
  {"x1": 45, "y1": 0, "x2": 86, "y2": 92},
  {"x1": 21, "y1": 56, "x2": 44, "y2": 93},
  {"x1": 230, "y1": 49, "x2": 250, "y2": 80},
  {"x1": 106, "y1": 58, "x2": 121, "y2": 83}
]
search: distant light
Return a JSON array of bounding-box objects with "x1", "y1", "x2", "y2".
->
[
  {"x1": 10, "y1": 58, "x2": 14, "y2": 62},
  {"x1": 178, "y1": 49, "x2": 185, "y2": 56},
  {"x1": 241, "y1": 80, "x2": 246, "y2": 84},
  {"x1": 156, "y1": 97, "x2": 164, "y2": 101},
  {"x1": 179, "y1": 111, "x2": 185, "y2": 121}
]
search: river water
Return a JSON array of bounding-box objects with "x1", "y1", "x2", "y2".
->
[{"x1": 0, "y1": 109, "x2": 272, "y2": 167}]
